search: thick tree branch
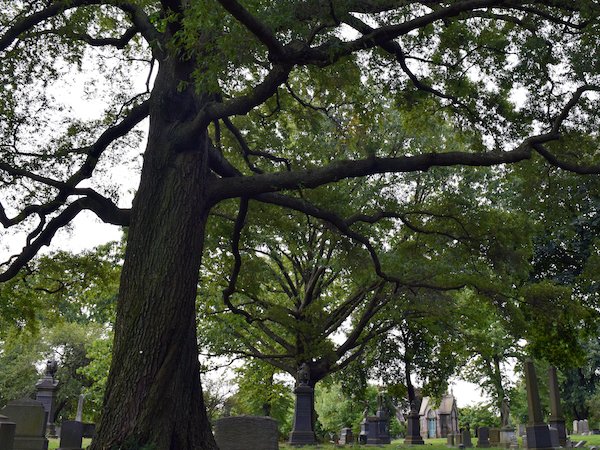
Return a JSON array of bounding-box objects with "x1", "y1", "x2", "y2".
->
[
  {"x1": 216, "y1": 0, "x2": 285, "y2": 59},
  {"x1": 0, "y1": 196, "x2": 128, "y2": 282}
]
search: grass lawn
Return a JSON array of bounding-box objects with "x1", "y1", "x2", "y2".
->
[{"x1": 47, "y1": 434, "x2": 600, "y2": 449}]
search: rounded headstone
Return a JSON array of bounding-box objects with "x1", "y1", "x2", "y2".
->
[{"x1": 215, "y1": 416, "x2": 278, "y2": 450}]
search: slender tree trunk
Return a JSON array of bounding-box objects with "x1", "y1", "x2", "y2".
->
[{"x1": 90, "y1": 55, "x2": 218, "y2": 450}]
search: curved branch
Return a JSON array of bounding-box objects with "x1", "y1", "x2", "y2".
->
[
  {"x1": 0, "y1": 196, "x2": 129, "y2": 282},
  {"x1": 216, "y1": 0, "x2": 285, "y2": 59}
]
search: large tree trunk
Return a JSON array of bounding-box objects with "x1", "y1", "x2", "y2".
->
[{"x1": 90, "y1": 54, "x2": 218, "y2": 450}]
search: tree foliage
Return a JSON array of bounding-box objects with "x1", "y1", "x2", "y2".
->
[{"x1": 2, "y1": 1, "x2": 600, "y2": 449}]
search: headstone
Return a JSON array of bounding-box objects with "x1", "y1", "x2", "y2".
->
[
  {"x1": 57, "y1": 421, "x2": 83, "y2": 450},
  {"x1": 339, "y1": 427, "x2": 353, "y2": 445},
  {"x1": 574, "y1": 441, "x2": 586, "y2": 448},
  {"x1": 0, "y1": 415, "x2": 16, "y2": 450},
  {"x1": 573, "y1": 421, "x2": 579, "y2": 435},
  {"x1": 448, "y1": 433, "x2": 456, "y2": 447},
  {"x1": 477, "y1": 426, "x2": 490, "y2": 448},
  {"x1": 463, "y1": 429, "x2": 473, "y2": 448},
  {"x1": 288, "y1": 364, "x2": 316, "y2": 446},
  {"x1": 214, "y1": 416, "x2": 278, "y2": 450},
  {"x1": 510, "y1": 434, "x2": 519, "y2": 450},
  {"x1": 365, "y1": 391, "x2": 391, "y2": 445},
  {"x1": 548, "y1": 367, "x2": 567, "y2": 447},
  {"x1": 490, "y1": 428, "x2": 501, "y2": 446},
  {"x1": 518, "y1": 424, "x2": 527, "y2": 437},
  {"x1": 455, "y1": 432, "x2": 463, "y2": 446},
  {"x1": 593, "y1": 430, "x2": 600, "y2": 435},
  {"x1": 582, "y1": 420, "x2": 589, "y2": 435},
  {"x1": 35, "y1": 360, "x2": 59, "y2": 438},
  {"x1": 1, "y1": 398, "x2": 48, "y2": 450},
  {"x1": 501, "y1": 427, "x2": 517, "y2": 449},
  {"x1": 578, "y1": 421, "x2": 585, "y2": 436},
  {"x1": 549, "y1": 427, "x2": 559, "y2": 449},
  {"x1": 524, "y1": 360, "x2": 555, "y2": 450}
]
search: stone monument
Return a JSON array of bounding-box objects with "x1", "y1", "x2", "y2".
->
[
  {"x1": 548, "y1": 366, "x2": 567, "y2": 447},
  {"x1": 462, "y1": 427, "x2": 473, "y2": 448},
  {"x1": 500, "y1": 398, "x2": 516, "y2": 448},
  {"x1": 404, "y1": 399, "x2": 425, "y2": 445},
  {"x1": 288, "y1": 363, "x2": 316, "y2": 445},
  {"x1": 35, "y1": 359, "x2": 59, "y2": 438},
  {"x1": 0, "y1": 414, "x2": 16, "y2": 450},
  {"x1": 339, "y1": 427, "x2": 353, "y2": 445},
  {"x1": 1, "y1": 398, "x2": 48, "y2": 450},
  {"x1": 215, "y1": 416, "x2": 278, "y2": 450},
  {"x1": 524, "y1": 360, "x2": 555, "y2": 450},
  {"x1": 477, "y1": 426, "x2": 490, "y2": 448}
]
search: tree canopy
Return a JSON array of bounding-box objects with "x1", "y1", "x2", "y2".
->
[{"x1": 2, "y1": 1, "x2": 600, "y2": 449}]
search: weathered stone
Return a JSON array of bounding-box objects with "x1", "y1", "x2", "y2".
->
[
  {"x1": 1, "y1": 399, "x2": 48, "y2": 450},
  {"x1": 573, "y1": 421, "x2": 579, "y2": 435},
  {"x1": 0, "y1": 414, "x2": 16, "y2": 450},
  {"x1": 582, "y1": 420, "x2": 590, "y2": 435},
  {"x1": 501, "y1": 428, "x2": 517, "y2": 448},
  {"x1": 549, "y1": 427, "x2": 560, "y2": 449},
  {"x1": 574, "y1": 441, "x2": 586, "y2": 448},
  {"x1": 339, "y1": 427, "x2": 353, "y2": 445},
  {"x1": 489, "y1": 428, "x2": 501, "y2": 445},
  {"x1": 477, "y1": 426, "x2": 490, "y2": 448},
  {"x1": 57, "y1": 421, "x2": 83, "y2": 450},
  {"x1": 214, "y1": 416, "x2": 278, "y2": 450},
  {"x1": 462, "y1": 429, "x2": 473, "y2": 448},
  {"x1": 447, "y1": 432, "x2": 455, "y2": 447}
]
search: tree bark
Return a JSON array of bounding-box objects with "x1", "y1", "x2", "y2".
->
[{"x1": 89, "y1": 54, "x2": 217, "y2": 450}]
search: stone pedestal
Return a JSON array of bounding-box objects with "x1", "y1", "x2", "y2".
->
[
  {"x1": 339, "y1": 427, "x2": 353, "y2": 445},
  {"x1": 500, "y1": 427, "x2": 517, "y2": 448},
  {"x1": 526, "y1": 424, "x2": 555, "y2": 450},
  {"x1": 288, "y1": 385, "x2": 316, "y2": 445},
  {"x1": 0, "y1": 414, "x2": 16, "y2": 450},
  {"x1": 477, "y1": 426, "x2": 490, "y2": 448},
  {"x1": 404, "y1": 411, "x2": 425, "y2": 445},
  {"x1": 35, "y1": 373, "x2": 59, "y2": 438},
  {"x1": 1, "y1": 399, "x2": 48, "y2": 450}
]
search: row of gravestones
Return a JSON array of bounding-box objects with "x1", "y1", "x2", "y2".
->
[
  {"x1": 447, "y1": 427, "x2": 518, "y2": 449},
  {"x1": 0, "y1": 398, "x2": 94, "y2": 450}
]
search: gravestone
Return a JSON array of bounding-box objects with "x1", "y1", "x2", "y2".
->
[
  {"x1": 548, "y1": 366, "x2": 567, "y2": 447},
  {"x1": 524, "y1": 360, "x2": 555, "y2": 450},
  {"x1": 404, "y1": 400, "x2": 425, "y2": 445},
  {"x1": 57, "y1": 421, "x2": 84, "y2": 450},
  {"x1": 215, "y1": 416, "x2": 278, "y2": 450},
  {"x1": 447, "y1": 433, "x2": 455, "y2": 447},
  {"x1": 1, "y1": 399, "x2": 48, "y2": 450},
  {"x1": 500, "y1": 398, "x2": 516, "y2": 448},
  {"x1": 518, "y1": 424, "x2": 527, "y2": 437},
  {"x1": 365, "y1": 391, "x2": 391, "y2": 445},
  {"x1": 582, "y1": 420, "x2": 589, "y2": 435},
  {"x1": 574, "y1": 441, "x2": 586, "y2": 448},
  {"x1": 578, "y1": 421, "x2": 585, "y2": 436},
  {"x1": 454, "y1": 432, "x2": 463, "y2": 446},
  {"x1": 0, "y1": 414, "x2": 16, "y2": 450},
  {"x1": 462, "y1": 429, "x2": 473, "y2": 448},
  {"x1": 548, "y1": 427, "x2": 559, "y2": 449},
  {"x1": 573, "y1": 421, "x2": 579, "y2": 435},
  {"x1": 35, "y1": 360, "x2": 59, "y2": 438},
  {"x1": 339, "y1": 427, "x2": 353, "y2": 445},
  {"x1": 75, "y1": 395, "x2": 85, "y2": 423},
  {"x1": 477, "y1": 426, "x2": 490, "y2": 448},
  {"x1": 489, "y1": 428, "x2": 501, "y2": 446}
]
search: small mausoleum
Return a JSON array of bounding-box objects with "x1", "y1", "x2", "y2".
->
[{"x1": 419, "y1": 393, "x2": 459, "y2": 439}]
